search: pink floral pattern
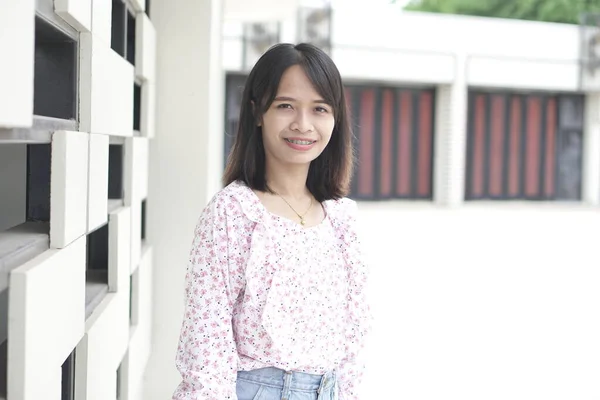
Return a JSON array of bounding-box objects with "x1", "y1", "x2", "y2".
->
[{"x1": 173, "y1": 181, "x2": 371, "y2": 400}]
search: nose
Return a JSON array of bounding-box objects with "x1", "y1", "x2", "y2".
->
[{"x1": 290, "y1": 110, "x2": 314, "y2": 133}]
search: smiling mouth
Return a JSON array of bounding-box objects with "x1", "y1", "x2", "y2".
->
[{"x1": 285, "y1": 138, "x2": 316, "y2": 145}]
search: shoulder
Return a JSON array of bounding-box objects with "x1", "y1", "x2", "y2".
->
[
  {"x1": 325, "y1": 196, "x2": 358, "y2": 226},
  {"x1": 204, "y1": 180, "x2": 264, "y2": 223},
  {"x1": 326, "y1": 196, "x2": 357, "y2": 214},
  {"x1": 210, "y1": 180, "x2": 247, "y2": 207}
]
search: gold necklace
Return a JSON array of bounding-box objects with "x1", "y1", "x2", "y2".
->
[{"x1": 273, "y1": 192, "x2": 313, "y2": 226}]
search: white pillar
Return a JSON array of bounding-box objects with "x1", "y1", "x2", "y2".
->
[
  {"x1": 582, "y1": 92, "x2": 600, "y2": 206},
  {"x1": 144, "y1": 0, "x2": 224, "y2": 398},
  {"x1": 434, "y1": 54, "x2": 468, "y2": 207}
]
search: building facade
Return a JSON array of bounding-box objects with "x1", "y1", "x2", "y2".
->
[{"x1": 223, "y1": 4, "x2": 600, "y2": 207}]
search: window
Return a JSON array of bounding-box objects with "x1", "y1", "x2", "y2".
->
[
  {"x1": 346, "y1": 85, "x2": 435, "y2": 200},
  {"x1": 465, "y1": 90, "x2": 584, "y2": 201}
]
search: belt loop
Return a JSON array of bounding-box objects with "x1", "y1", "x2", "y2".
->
[
  {"x1": 282, "y1": 370, "x2": 293, "y2": 400},
  {"x1": 317, "y1": 370, "x2": 331, "y2": 398}
]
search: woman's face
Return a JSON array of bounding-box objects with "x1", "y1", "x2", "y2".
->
[{"x1": 259, "y1": 65, "x2": 335, "y2": 168}]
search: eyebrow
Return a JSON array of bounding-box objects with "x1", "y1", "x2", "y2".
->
[{"x1": 273, "y1": 96, "x2": 330, "y2": 104}]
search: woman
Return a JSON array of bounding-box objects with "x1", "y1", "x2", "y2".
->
[{"x1": 173, "y1": 43, "x2": 371, "y2": 400}]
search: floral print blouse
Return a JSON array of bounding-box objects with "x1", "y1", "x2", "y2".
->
[{"x1": 173, "y1": 180, "x2": 371, "y2": 400}]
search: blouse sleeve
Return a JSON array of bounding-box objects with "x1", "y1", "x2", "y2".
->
[
  {"x1": 172, "y1": 194, "x2": 247, "y2": 400},
  {"x1": 336, "y1": 200, "x2": 371, "y2": 400}
]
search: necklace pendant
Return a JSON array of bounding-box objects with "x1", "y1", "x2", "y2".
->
[{"x1": 300, "y1": 218, "x2": 306, "y2": 226}]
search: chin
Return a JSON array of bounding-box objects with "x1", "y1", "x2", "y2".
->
[
  {"x1": 283, "y1": 152, "x2": 319, "y2": 165},
  {"x1": 289, "y1": 156, "x2": 317, "y2": 165}
]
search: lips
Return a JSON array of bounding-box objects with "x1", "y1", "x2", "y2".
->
[{"x1": 283, "y1": 137, "x2": 317, "y2": 151}]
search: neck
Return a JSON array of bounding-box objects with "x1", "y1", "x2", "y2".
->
[{"x1": 265, "y1": 161, "x2": 311, "y2": 199}]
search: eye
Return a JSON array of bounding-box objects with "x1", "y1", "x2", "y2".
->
[
  {"x1": 315, "y1": 106, "x2": 330, "y2": 113},
  {"x1": 276, "y1": 103, "x2": 293, "y2": 110}
]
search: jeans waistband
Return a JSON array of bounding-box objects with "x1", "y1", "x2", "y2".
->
[{"x1": 237, "y1": 367, "x2": 336, "y2": 393}]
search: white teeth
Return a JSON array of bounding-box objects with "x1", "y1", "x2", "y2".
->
[{"x1": 286, "y1": 139, "x2": 314, "y2": 145}]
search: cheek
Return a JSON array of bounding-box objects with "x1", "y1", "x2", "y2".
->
[
  {"x1": 261, "y1": 113, "x2": 288, "y2": 134},
  {"x1": 320, "y1": 119, "x2": 335, "y2": 141}
]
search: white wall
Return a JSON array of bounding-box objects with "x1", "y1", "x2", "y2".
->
[
  {"x1": 223, "y1": 6, "x2": 583, "y2": 92},
  {"x1": 332, "y1": 8, "x2": 580, "y2": 91},
  {"x1": 143, "y1": 0, "x2": 224, "y2": 398},
  {"x1": 359, "y1": 204, "x2": 600, "y2": 400},
  {"x1": 223, "y1": 0, "x2": 298, "y2": 22}
]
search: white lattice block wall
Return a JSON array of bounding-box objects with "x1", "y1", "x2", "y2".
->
[
  {"x1": 0, "y1": 1, "x2": 156, "y2": 399},
  {"x1": 75, "y1": 291, "x2": 130, "y2": 400},
  {"x1": 124, "y1": 247, "x2": 152, "y2": 400},
  {"x1": 80, "y1": 33, "x2": 135, "y2": 137},
  {"x1": 50, "y1": 131, "x2": 89, "y2": 249},
  {"x1": 0, "y1": 0, "x2": 34, "y2": 127},
  {"x1": 55, "y1": 0, "x2": 92, "y2": 32},
  {"x1": 8, "y1": 237, "x2": 86, "y2": 400},
  {"x1": 109, "y1": 207, "x2": 132, "y2": 293},
  {"x1": 88, "y1": 134, "x2": 109, "y2": 232}
]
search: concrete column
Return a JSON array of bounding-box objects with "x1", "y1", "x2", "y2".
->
[
  {"x1": 582, "y1": 92, "x2": 600, "y2": 206},
  {"x1": 144, "y1": 0, "x2": 224, "y2": 398},
  {"x1": 434, "y1": 54, "x2": 468, "y2": 207}
]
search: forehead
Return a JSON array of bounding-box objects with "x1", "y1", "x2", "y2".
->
[{"x1": 276, "y1": 65, "x2": 321, "y2": 98}]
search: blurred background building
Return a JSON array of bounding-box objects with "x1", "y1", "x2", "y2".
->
[{"x1": 1, "y1": 0, "x2": 599, "y2": 399}]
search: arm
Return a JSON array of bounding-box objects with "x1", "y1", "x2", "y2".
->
[
  {"x1": 337, "y1": 200, "x2": 371, "y2": 400},
  {"x1": 173, "y1": 195, "x2": 246, "y2": 400}
]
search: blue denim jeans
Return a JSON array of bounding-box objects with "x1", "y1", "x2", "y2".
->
[{"x1": 236, "y1": 367, "x2": 337, "y2": 400}]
